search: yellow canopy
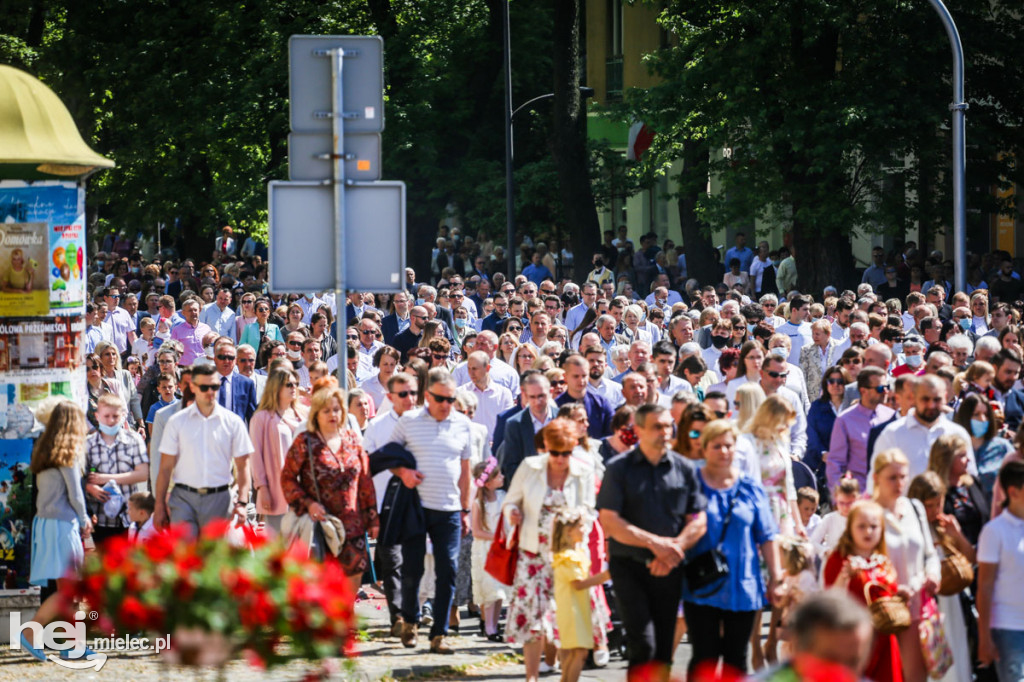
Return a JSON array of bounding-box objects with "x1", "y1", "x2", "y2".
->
[{"x1": 0, "y1": 64, "x2": 114, "y2": 179}]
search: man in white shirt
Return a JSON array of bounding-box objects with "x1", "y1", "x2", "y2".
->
[
  {"x1": 199, "y1": 288, "x2": 238, "y2": 344},
  {"x1": 153, "y1": 363, "x2": 253, "y2": 537},
  {"x1": 460, "y1": 351, "x2": 514, "y2": 443},
  {"x1": 776, "y1": 294, "x2": 813, "y2": 365},
  {"x1": 297, "y1": 338, "x2": 324, "y2": 389},
  {"x1": 354, "y1": 318, "x2": 384, "y2": 377},
  {"x1": 104, "y1": 286, "x2": 137, "y2": 353},
  {"x1": 870, "y1": 375, "x2": 976, "y2": 494},
  {"x1": 759, "y1": 354, "x2": 808, "y2": 459},
  {"x1": 362, "y1": 373, "x2": 420, "y2": 636},
  {"x1": 450, "y1": 331, "x2": 520, "y2": 395},
  {"x1": 653, "y1": 341, "x2": 690, "y2": 397},
  {"x1": 759, "y1": 294, "x2": 786, "y2": 328},
  {"x1": 235, "y1": 344, "x2": 266, "y2": 402},
  {"x1": 388, "y1": 374, "x2": 472, "y2": 654},
  {"x1": 297, "y1": 291, "x2": 327, "y2": 324},
  {"x1": 748, "y1": 241, "x2": 773, "y2": 296},
  {"x1": 830, "y1": 297, "x2": 855, "y2": 342},
  {"x1": 644, "y1": 274, "x2": 683, "y2": 307},
  {"x1": 583, "y1": 345, "x2": 624, "y2": 407}
]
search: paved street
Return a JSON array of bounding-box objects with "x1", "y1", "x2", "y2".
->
[{"x1": 0, "y1": 586, "x2": 701, "y2": 680}]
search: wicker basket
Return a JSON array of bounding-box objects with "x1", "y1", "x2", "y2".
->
[{"x1": 865, "y1": 579, "x2": 911, "y2": 635}]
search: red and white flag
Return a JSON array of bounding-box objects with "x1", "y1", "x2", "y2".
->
[{"x1": 626, "y1": 121, "x2": 655, "y2": 161}]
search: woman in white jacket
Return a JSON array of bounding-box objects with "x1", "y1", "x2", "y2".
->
[{"x1": 502, "y1": 418, "x2": 596, "y2": 682}]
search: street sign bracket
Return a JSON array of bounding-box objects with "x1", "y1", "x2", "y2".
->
[{"x1": 312, "y1": 48, "x2": 359, "y2": 58}]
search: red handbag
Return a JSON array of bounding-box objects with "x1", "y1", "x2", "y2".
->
[{"x1": 484, "y1": 520, "x2": 519, "y2": 585}]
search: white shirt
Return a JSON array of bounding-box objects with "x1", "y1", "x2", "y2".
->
[
  {"x1": 296, "y1": 296, "x2": 326, "y2": 324},
  {"x1": 588, "y1": 378, "x2": 623, "y2": 407},
  {"x1": 450, "y1": 358, "x2": 520, "y2": 395},
  {"x1": 659, "y1": 374, "x2": 691, "y2": 397},
  {"x1": 359, "y1": 373, "x2": 389, "y2": 409},
  {"x1": 159, "y1": 402, "x2": 254, "y2": 488},
  {"x1": 884, "y1": 497, "x2": 940, "y2": 615},
  {"x1": 564, "y1": 302, "x2": 590, "y2": 336},
  {"x1": 870, "y1": 413, "x2": 976, "y2": 493},
  {"x1": 644, "y1": 290, "x2": 683, "y2": 308},
  {"x1": 460, "y1": 379, "x2": 515, "y2": 444},
  {"x1": 530, "y1": 408, "x2": 553, "y2": 435},
  {"x1": 830, "y1": 323, "x2": 849, "y2": 342},
  {"x1": 363, "y1": 408, "x2": 414, "y2": 511},
  {"x1": 977, "y1": 509, "x2": 1024, "y2": 630},
  {"x1": 387, "y1": 409, "x2": 473, "y2": 511}
]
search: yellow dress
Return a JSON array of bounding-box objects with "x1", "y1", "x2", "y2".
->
[{"x1": 552, "y1": 547, "x2": 593, "y2": 650}]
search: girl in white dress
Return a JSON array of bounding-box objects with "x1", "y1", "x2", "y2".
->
[{"x1": 471, "y1": 457, "x2": 508, "y2": 640}]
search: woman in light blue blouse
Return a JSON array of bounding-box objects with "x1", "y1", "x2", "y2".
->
[
  {"x1": 240, "y1": 297, "x2": 283, "y2": 365},
  {"x1": 681, "y1": 420, "x2": 784, "y2": 677}
]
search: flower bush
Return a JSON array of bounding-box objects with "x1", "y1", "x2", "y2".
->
[{"x1": 63, "y1": 519, "x2": 356, "y2": 669}]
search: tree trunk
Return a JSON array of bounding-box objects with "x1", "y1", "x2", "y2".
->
[
  {"x1": 550, "y1": 0, "x2": 601, "y2": 283},
  {"x1": 678, "y1": 138, "x2": 719, "y2": 289},
  {"x1": 792, "y1": 216, "x2": 855, "y2": 297}
]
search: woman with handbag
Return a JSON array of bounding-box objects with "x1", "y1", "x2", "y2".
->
[
  {"x1": 501, "y1": 419, "x2": 596, "y2": 682},
  {"x1": 823, "y1": 499, "x2": 905, "y2": 682},
  {"x1": 682, "y1": 420, "x2": 784, "y2": 678},
  {"x1": 249, "y1": 367, "x2": 305, "y2": 534},
  {"x1": 908, "y1": 472, "x2": 973, "y2": 682},
  {"x1": 280, "y1": 384, "x2": 378, "y2": 592},
  {"x1": 871, "y1": 449, "x2": 942, "y2": 682},
  {"x1": 928, "y1": 434, "x2": 991, "y2": 548}
]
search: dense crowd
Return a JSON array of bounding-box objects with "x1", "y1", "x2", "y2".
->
[{"x1": 15, "y1": 223, "x2": 1024, "y2": 682}]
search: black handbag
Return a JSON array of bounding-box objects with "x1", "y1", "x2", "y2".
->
[{"x1": 684, "y1": 488, "x2": 736, "y2": 595}]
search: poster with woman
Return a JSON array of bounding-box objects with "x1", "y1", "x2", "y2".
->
[{"x1": 0, "y1": 221, "x2": 47, "y2": 316}]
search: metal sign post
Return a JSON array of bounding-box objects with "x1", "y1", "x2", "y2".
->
[{"x1": 330, "y1": 47, "x2": 348, "y2": 388}]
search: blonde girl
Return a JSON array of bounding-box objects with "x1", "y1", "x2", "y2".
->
[
  {"x1": 470, "y1": 457, "x2": 508, "y2": 641},
  {"x1": 551, "y1": 508, "x2": 610, "y2": 682},
  {"x1": 952, "y1": 360, "x2": 994, "y2": 397},
  {"x1": 810, "y1": 474, "x2": 861, "y2": 557},
  {"x1": 734, "y1": 382, "x2": 766, "y2": 431}
]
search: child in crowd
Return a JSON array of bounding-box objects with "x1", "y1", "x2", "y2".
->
[
  {"x1": 552, "y1": 508, "x2": 610, "y2": 682},
  {"x1": 977, "y1": 460, "x2": 1024, "y2": 682},
  {"x1": 952, "y1": 360, "x2": 995, "y2": 400},
  {"x1": 132, "y1": 317, "x2": 158, "y2": 369},
  {"x1": 796, "y1": 487, "x2": 820, "y2": 537},
  {"x1": 127, "y1": 492, "x2": 156, "y2": 544},
  {"x1": 777, "y1": 538, "x2": 818, "y2": 656},
  {"x1": 823, "y1": 500, "x2": 904, "y2": 682},
  {"x1": 470, "y1": 458, "x2": 508, "y2": 641},
  {"x1": 125, "y1": 356, "x2": 142, "y2": 387},
  {"x1": 810, "y1": 474, "x2": 860, "y2": 558},
  {"x1": 145, "y1": 372, "x2": 178, "y2": 438}
]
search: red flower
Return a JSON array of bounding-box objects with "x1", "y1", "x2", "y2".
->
[
  {"x1": 200, "y1": 518, "x2": 232, "y2": 541},
  {"x1": 527, "y1": 564, "x2": 539, "y2": 578},
  {"x1": 516, "y1": 614, "x2": 527, "y2": 627},
  {"x1": 240, "y1": 592, "x2": 277, "y2": 629},
  {"x1": 243, "y1": 648, "x2": 267, "y2": 670},
  {"x1": 118, "y1": 596, "x2": 148, "y2": 630},
  {"x1": 791, "y1": 654, "x2": 857, "y2": 682},
  {"x1": 224, "y1": 569, "x2": 256, "y2": 597}
]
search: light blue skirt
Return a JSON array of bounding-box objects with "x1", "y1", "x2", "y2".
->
[{"x1": 30, "y1": 517, "x2": 84, "y2": 586}]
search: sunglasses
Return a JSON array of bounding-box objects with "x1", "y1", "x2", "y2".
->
[
  {"x1": 874, "y1": 385, "x2": 891, "y2": 394},
  {"x1": 432, "y1": 353, "x2": 448, "y2": 360},
  {"x1": 508, "y1": 327, "x2": 522, "y2": 333},
  {"x1": 688, "y1": 430, "x2": 701, "y2": 439},
  {"x1": 88, "y1": 363, "x2": 101, "y2": 370},
  {"x1": 713, "y1": 411, "x2": 728, "y2": 419},
  {"x1": 827, "y1": 378, "x2": 845, "y2": 385},
  {"x1": 428, "y1": 392, "x2": 457, "y2": 404},
  {"x1": 842, "y1": 359, "x2": 862, "y2": 365},
  {"x1": 550, "y1": 380, "x2": 566, "y2": 387},
  {"x1": 549, "y1": 450, "x2": 574, "y2": 458},
  {"x1": 195, "y1": 384, "x2": 219, "y2": 393},
  {"x1": 359, "y1": 329, "x2": 375, "y2": 335},
  {"x1": 391, "y1": 390, "x2": 414, "y2": 399},
  {"x1": 284, "y1": 382, "x2": 297, "y2": 389},
  {"x1": 237, "y1": 357, "x2": 254, "y2": 364},
  {"x1": 256, "y1": 307, "x2": 269, "y2": 313},
  {"x1": 766, "y1": 370, "x2": 789, "y2": 379},
  {"x1": 216, "y1": 355, "x2": 236, "y2": 361},
  {"x1": 288, "y1": 341, "x2": 302, "y2": 347}
]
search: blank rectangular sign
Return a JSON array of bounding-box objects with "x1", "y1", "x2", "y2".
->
[
  {"x1": 268, "y1": 180, "x2": 405, "y2": 293},
  {"x1": 289, "y1": 35, "x2": 384, "y2": 134},
  {"x1": 287, "y1": 132, "x2": 381, "y2": 182}
]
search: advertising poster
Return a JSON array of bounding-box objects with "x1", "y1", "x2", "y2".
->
[{"x1": 0, "y1": 182, "x2": 85, "y2": 317}]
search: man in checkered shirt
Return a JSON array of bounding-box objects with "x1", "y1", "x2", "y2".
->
[{"x1": 84, "y1": 394, "x2": 150, "y2": 544}]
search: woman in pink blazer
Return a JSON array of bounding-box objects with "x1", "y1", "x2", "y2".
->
[{"x1": 249, "y1": 367, "x2": 306, "y2": 534}]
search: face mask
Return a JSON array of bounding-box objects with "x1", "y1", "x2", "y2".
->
[
  {"x1": 593, "y1": 259, "x2": 604, "y2": 268},
  {"x1": 970, "y1": 418, "x2": 989, "y2": 438},
  {"x1": 454, "y1": 318, "x2": 467, "y2": 329},
  {"x1": 958, "y1": 318, "x2": 971, "y2": 331},
  {"x1": 904, "y1": 353, "x2": 922, "y2": 367},
  {"x1": 711, "y1": 335, "x2": 728, "y2": 349},
  {"x1": 95, "y1": 260, "x2": 104, "y2": 268},
  {"x1": 747, "y1": 324, "x2": 756, "y2": 335},
  {"x1": 287, "y1": 349, "x2": 301, "y2": 360},
  {"x1": 98, "y1": 422, "x2": 121, "y2": 437},
  {"x1": 620, "y1": 424, "x2": 638, "y2": 446},
  {"x1": 415, "y1": 298, "x2": 425, "y2": 306},
  {"x1": 130, "y1": 267, "x2": 140, "y2": 274}
]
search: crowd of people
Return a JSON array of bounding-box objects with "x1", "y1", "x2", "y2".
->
[{"x1": 14, "y1": 223, "x2": 1024, "y2": 682}]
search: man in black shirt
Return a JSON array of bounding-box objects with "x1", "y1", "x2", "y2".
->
[{"x1": 597, "y1": 403, "x2": 707, "y2": 678}]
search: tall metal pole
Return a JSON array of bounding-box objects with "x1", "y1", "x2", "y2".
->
[
  {"x1": 926, "y1": 0, "x2": 967, "y2": 294},
  {"x1": 502, "y1": 0, "x2": 516, "y2": 282},
  {"x1": 331, "y1": 47, "x2": 349, "y2": 390}
]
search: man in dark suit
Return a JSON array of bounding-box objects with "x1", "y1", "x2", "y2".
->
[
  {"x1": 381, "y1": 290, "x2": 412, "y2": 346},
  {"x1": 212, "y1": 339, "x2": 258, "y2": 424},
  {"x1": 480, "y1": 293, "x2": 510, "y2": 333},
  {"x1": 496, "y1": 374, "x2": 558, "y2": 484},
  {"x1": 345, "y1": 291, "x2": 378, "y2": 326}
]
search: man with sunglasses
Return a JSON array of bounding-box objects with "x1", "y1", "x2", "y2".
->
[
  {"x1": 825, "y1": 367, "x2": 896, "y2": 490},
  {"x1": 234, "y1": 344, "x2": 265, "y2": 402},
  {"x1": 363, "y1": 373, "x2": 421, "y2": 637},
  {"x1": 103, "y1": 286, "x2": 137, "y2": 354},
  {"x1": 391, "y1": 305, "x2": 430, "y2": 362},
  {"x1": 758, "y1": 354, "x2": 808, "y2": 460},
  {"x1": 497, "y1": 373, "x2": 558, "y2": 483},
  {"x1": 211, "y1": 339, "x2": 257, "y2": 424},
  {"x1": 154, "y1": 363, "x2": 253, "y2": 537},
  {"x1": 388, "y1": 374, "x2": 473, "y2": 654}
]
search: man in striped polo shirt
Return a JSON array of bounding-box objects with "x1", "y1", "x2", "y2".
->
[{"x1": 388, "y1": 371, "x2": 473, "y2": 654}]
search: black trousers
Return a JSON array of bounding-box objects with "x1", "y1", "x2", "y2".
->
[
  {"x1": 608, "y1": 556, "x2": 683, "y2": 673},
  {"x1": 683, "y1": 601, "x2": 757, "y2": 677},
  {"x1": 375, "y1": 543, "x2": 403, "y2": 624}
]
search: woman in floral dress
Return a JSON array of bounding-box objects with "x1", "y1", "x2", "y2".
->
[
  {"x1": 281, "y1": 383, "x2": 378, "y2": 592},
  {"x1": 502, "y1": 419, "x2": 599, "y2": 682}
]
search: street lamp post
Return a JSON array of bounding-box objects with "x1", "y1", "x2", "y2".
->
[{"x1": 926, "y1": 0, "x2": 967, "y2": 294}]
